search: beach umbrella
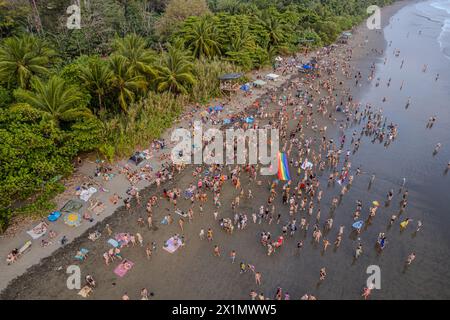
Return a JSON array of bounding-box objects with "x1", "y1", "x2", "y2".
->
[
  {"x1": 64, "y1": 212, "x2": 81, "y2": 227},
  {"x1": 372, "y1": 200, "x2": 380, "y2": 207},
  {"x1": 352, "y1": 220, "x2": 364, "y2": 229}
]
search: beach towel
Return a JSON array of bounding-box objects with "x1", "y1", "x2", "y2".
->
[
  {"x1": 64, "y1": 212, "x2": 81, "y2": 227},
  {"x1": 18, "y1": 241, "x2": 32, "y2": 255},
  {"x1": 26, "y1": 222, "x2": 48, "y2": 240},
  {"x1": 78, "y1": 286, "x2": 93, "y2": 298},
  {"x1": 80, "y1": 187, "x2": 97, "y2": 202},
  {"x1": 75, "y1": 248, "x2": 89, "y2": 261},
  {"x1": 163, "y1": 236, "x2": 182, "y2": 253},
  {"x1": 114, "y1": 233, "x2": 130, "y2": 247},
  {"x1": 175, "y1": 209, "x2": 188, "y2": 218},
  {"x1": 114, "y1": 259, "x2": 134, "y2": 277},
  {"x1": 108, "y1": 238, "x2": 119, "y2": 248}
]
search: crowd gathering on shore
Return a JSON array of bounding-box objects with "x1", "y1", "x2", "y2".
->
[{"x1": 68, "y1": 30, "x2": 441, "y2": 300}]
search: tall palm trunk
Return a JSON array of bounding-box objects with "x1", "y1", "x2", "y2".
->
[
  {"x1": 29, "y1": 0, "x2": 43, "y2": 34},
  {"x1": 98, "y1": 93, "x2": 104, "y2": 114}
]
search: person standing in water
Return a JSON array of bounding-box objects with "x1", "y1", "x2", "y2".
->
[
  {"x1": 406, "y1": 252, "x2": 416, "y2": 265},
  {"x1": 355, "y1": 243, "x2": 363, "y2": 259},
  {"x1": 319, "y1": 268, "x2": 327, "y2": 281},
  {"x1": 434, "y1": 143, "x2": 442, "y2": 154}
]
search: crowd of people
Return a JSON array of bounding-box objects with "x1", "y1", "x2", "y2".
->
[{"x1": 71, "y1": 29, "x2": 438, "y2": 300}]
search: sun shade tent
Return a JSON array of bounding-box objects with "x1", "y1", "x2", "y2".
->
[
  {"x1": 342, "y1": 31, "x2": 352, "y2": 38},
  {"x1": 218, "y1": 73, "x2": 243, "y2": 81},
  {"x1": 265, "y1": 73, "x2": 280, "y2": 80},
  {"x1": 219, "y1": 73, "x2": 244, "y2": 94},
  {"x1": 47, "y1": 211, "x2": 61, "y2": 222},
  {"x1": 129, "y1": 152, "x2": 145, "y2": 165},
  {"x1": 339, "y1": 32, "x2": 352, "y2": 43},
  {"x1": 253, "y1": 80, "x2": 266, "y2": 87}
]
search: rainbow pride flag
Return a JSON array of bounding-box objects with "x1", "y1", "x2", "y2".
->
[{"x1": 277, "y1": 152, "x2": 291, "y2": 181}]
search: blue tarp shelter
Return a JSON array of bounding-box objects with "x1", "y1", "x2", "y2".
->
[{"x1": 240, "y1": 84, "x2": 250, "y2": 92}]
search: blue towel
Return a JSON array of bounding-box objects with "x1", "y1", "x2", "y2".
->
[{"x1": 108, "y1": 239, "x2": 119, "y2": 248}]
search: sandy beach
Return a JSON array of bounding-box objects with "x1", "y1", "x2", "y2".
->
[{"x1": 2, "y1": 0, "x2": 450, "y2": 300}]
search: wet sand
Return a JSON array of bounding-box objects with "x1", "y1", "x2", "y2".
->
[{"x1": 3, "y1": 0, "x2": 448, "y2": 300}]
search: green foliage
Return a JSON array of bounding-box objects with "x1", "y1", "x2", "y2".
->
[
  {"x1": 77, "y1": 57, "x2": 113, "y2": 113},
  {"x1": 100, "y1": 91, "x2": 187, "y2": 158},
  {"x1": 0, "y1": 107, "x2": 100, "y2": 229},
  {"x1": 177, "y1": 16, "x2": 222, "y2": 59},
  {"x1": 13, "y1": 76, "x2": 92, "y2": 127},
  {"x1": 109, "y1": 55, "x2": 147, "y2": 113},
  {"x1": 112, "y1": 34, "x2": 157, "y2": 78},
  {"x1": 0, "y1": 35, "x2": 58, "y2": 89},
  {"x1": 156, "y1": 0, "x2": 212, "y2": 38},
  {"x1": 0, "y1": 85, "x2": 12, "y2": 108},
  {"x1": 0, "y1": 0, "x2": 31, "y2": 37},
  {"x1": 191, "y1": 58, "x2": 241, "y2": 102},
  {"x1": 155, "y1": 43, "x2": 196, "y2": 94}
]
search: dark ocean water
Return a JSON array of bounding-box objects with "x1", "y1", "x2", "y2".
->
[{"x1": 342, "y1": 0, "x2": 450, "y2": 299}]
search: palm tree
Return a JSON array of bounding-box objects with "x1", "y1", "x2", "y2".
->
[
  {"x1": 257, "y1": 11, "x2": 286, "y2": 49},
  {"x1": 227, "y1": 26, "x2": 256, "y2": 53},
  {"x1": 13, "y1": 76, "x2": 92, "y2": 126},
  {"x1": 155, "y1": 44, "x2": 196, "y2": 94},
  {"x1": 0, "y1": 35, "x2": 57, "y2": 89},
  {"x1": 112, "y1": 34, "x2": 157, "y2": 79},
  {"x1": 109, "y1": 55, "x2": 147, "y2": 113},
  {"x1": 224, "y1": 29, "x2": 255, "y2": 69},
  {"x1": 79, "y1": 59, "x2": 113, "y2": 113},
  {"x1": 180, "y1": 16, "x2": 222, "y2": 59}
]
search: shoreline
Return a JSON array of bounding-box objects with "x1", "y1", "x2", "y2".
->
[{"x1": 0, "y1": 0, "x2": 412, "y2": 298}]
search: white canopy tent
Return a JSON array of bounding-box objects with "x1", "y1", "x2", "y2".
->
[{"x1": 265, "y1": 73, "x2": 280, "y2": 81}]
